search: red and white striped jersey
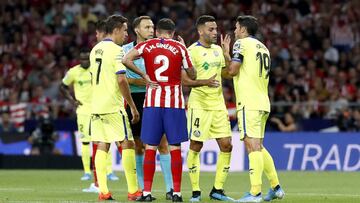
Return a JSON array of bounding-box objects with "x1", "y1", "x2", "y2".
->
[
  {"x1": 134, "y1": 38, "x2": 193, "y2": 109},
  {"x1": 144, "y1": 85, "x2": 185, "y2": 108},
  {"x1": 0, "y1": 102, "x2": 27, "y2": 132},
  {"x1": 9, "y1": 102, "x2": 27, "y2": 132}
]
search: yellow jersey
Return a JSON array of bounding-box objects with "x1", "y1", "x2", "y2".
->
[
  {"x1": 89, "y1": 39, "x2": 126, "y2": 114},
  {"x1": 232, "y1": 37, "x2": 270, "y2": 112},
  {"x1": 62, "y1": 64, "x2": 92, "y2": 115},
  {"x1": 187, "y1": 42, "x2": 226, "y2": 110}
]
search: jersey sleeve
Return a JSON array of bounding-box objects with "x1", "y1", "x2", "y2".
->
[
  {"x1": 134, "y1": 41, "x2": 147, "y2": 56},
  {"x1": 179, "y1": 44, "x2": 193, "y2": 69},
  {"x1": 62, "y1": 68, "x2": 74, "y2": 86},
  {"x1": 187, "y1": 47, "x2": 197, "y2": 68},
  {"x1": 219, "y1": 47, "x2": 226, "y2": 68},
  {"x1": 122, "y1": 42, "x2": 132, "y2": 54},
  {"x1": 114, "y1": 47, "x2": 126, "y2": 74},
  {"x1": 232, "y1": 39, "x2": 244, "y2": 63}
]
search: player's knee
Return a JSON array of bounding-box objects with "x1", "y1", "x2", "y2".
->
[
  {"x1": 220, "y1": 142, "x2": 232, "y2": 152},
  {"x1": 97, "y1": 142, "x2": 110, "y2": 151},
  {"x1": 247, "y1": 143, "x2": 261, "y2": 153},
  {"x1": 190, "y1": 140, "x2": 203, "y2": 152},
  {"x1": 244, "y1": 137, "x2": 261, "y2": 153},
  {"x1": 135, "y1": 145, "x2": 144, "y2": 155},
  {"x1": 169, "y1": 143, "x2": 181, "y2": 151},
  {"x1": 120, "y1": 140, "x2": 135, "y2": 149},
  {"x1": 158, "y1": 144, "x2": 169, "y2": 154},
  {"x1": 134, "y1": 139, "x2": 144, "y2": 154}
]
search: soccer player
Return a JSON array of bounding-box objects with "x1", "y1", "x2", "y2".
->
[
  {"x1": 94, "y1": 19, "x2": 119, "y2": 182},
  {"x1": 122, "y1": 16, "x2": 174, "y2": 200},
  {"x1": 89, "y1": 14, "x2": 146, "y2": 201},
  {"x1": 61, "y1": 50, "x2": 93, "y2": 181},
  {"x1": 81, "y1": 19, "x2": 119, "y2": 194},
  {"x1": 123, "y1": 18, "x2": 196, "y2": 202},
  {"x1": 184, "y1": 15, "x2": 233, "y2": 202},
  {"x1": 224, "y1": 16, "x2": 285, "y2": 202}
]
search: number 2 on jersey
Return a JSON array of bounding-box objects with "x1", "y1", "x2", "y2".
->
[
  {"x1": 95, "y1": 58, "x2": 102, "y2": 85},
  {"x1": 256, "y1": 52, "x2": 270, "y2": 79},
  {"x1": 154, "y1": 55, "x2": 169, "y2": 82}
]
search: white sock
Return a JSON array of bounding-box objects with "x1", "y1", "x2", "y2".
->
[
  {"x1": 173, "y1": 192, "x2": 181, "y2": 196},
  {"x1": 143, "y1": 191, "x2": 151, "y2": 196}
]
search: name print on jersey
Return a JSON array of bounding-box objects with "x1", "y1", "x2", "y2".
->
[{"x1": 145, "y1": 42, "x2": 179, "y2": 55}]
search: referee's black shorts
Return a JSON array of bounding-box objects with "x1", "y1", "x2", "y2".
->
[{"x1": 126, "y1": 92, "x2": 146, "y2": 138}]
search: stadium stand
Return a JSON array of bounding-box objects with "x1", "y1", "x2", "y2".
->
[{"x1": 0, "y1": 0, "x2": 359, "y2": 132}]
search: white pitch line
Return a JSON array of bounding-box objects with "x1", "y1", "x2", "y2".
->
[{"x1": 286, "y1": 192, "x2": 360, "y2": 198}]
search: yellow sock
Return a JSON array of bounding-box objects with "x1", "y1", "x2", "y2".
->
[
  {"x1": 214, "y1": 151, "x2": 231, "y2": 189},
  {"x1": 95, "y1": 150, "x2": 109, "y2": 194},
  {"x1": 187, "y1": 149, "x2": 200, "y2": 191},
  {"x1": 262, "y1": 148, "x2": 280, "y2": 189},
  {"x1": 122, "y1": 149, "x2": 138, "y2": 193},
  {"x1": 106, "y1": 150, "x2": 113, "y2": 175},
  {"x1": 249, "y1": 151, "x2": 263, "y2": 196},
  {"x1": 81, "y1": 143, "x2": 91, "y2": 174}
]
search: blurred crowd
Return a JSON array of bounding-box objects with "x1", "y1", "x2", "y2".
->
[{"x1": 0, "y1": 0, "x2": 359, "y2": 132}]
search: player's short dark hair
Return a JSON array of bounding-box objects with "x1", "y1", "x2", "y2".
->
[
  {"x1": 236, "y1": 15, "x2": 258, "y2": 36},
  {"x1": 133, "y1": 16, "x2": 151, "y2": 28},
  {"x1": 80, "y1": 48, "x2": 90, "y2": 54},
  {"x1": 96, "y1": 20, "x2": 106, "y2": 33},
  {"x1": 105, "y1": 15, "x2": 128, "y2": 34},
  {"x1": 196, "y1": 15, "x2": 216, "y2": 28},
  {"x1": 156, "y1": 18, "x2": 175, "y2": 33}
]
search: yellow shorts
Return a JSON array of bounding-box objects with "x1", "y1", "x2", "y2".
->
[
  {"x1": 90, "y1": 110, "x2": 133, "y2": 143},
  {"x1": 77, "y1": 114, "x2": 91, "y2": 143},
  {"x1": 187, "y1": 108, "x2": 231, "y2": 142},
  {"x1": 237, "y1": 109, "x2": 269, "y2": 140}
]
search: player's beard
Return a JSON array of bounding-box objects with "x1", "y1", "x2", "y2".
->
[
  {"x1": 81, "y1": 63, "x2": 90, "y2": 69},
  {"x1": 207, "y1": 35, "x2": 217, "y2": 45},
  {"x1": 211, "y1": 36, "x2": 217, "y2": 44}
]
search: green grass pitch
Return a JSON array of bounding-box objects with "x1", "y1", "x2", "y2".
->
[{"x1": 0, "y1": 170, "x2": 359, "y2": 202}]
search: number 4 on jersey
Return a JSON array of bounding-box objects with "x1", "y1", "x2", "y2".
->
[{"x1": 194, "y1": 118, "x2": 200, "y2": 128}]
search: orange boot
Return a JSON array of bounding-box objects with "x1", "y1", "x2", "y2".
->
[{"x1": 99, "y1": 192, "x2": 114, "y2": 201}]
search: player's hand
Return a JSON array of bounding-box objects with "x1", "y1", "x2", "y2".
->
[
  {"x1": 130, "y1": 106, "x2": 140, "y2": 124},
  {"x1": 177, "y1": 35, "x2": 186, "y2": 46},
  {"x1": 74, "y1": 100, "x2": 82, "y2": 107},
  {"x1": 206, "y1": 74, "x2": 220, "y2": 88},
  {"x1": 144, "y1": 74, "x2": 159, "y2": 88},
  {"x1": 220, "y1": 34, "x2": 231, "y2": 54}
]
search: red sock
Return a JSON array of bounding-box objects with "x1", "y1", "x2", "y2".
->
[
  {"x1": 117, "y1": 145, "x2": 122, "y2": 155},
  {"x1": 92, "y1": 143, "x2": 98, "y2": 187},
  {"x1": 171, "y1": 149, "x2": 182, "y2": 193},
  {"x1": 143, "y1": 149, "x2": 156, "y2": 192}
]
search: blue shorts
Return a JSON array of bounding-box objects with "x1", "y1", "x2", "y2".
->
[{"x1": 141, "y1": 107, "x2": 188, "y2": 145}]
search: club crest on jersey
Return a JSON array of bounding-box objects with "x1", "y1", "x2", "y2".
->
[
  {"x1": 202, "y1": 62, "x2": 209, "y2": 70},
  {"x1": 213, "y1": 50, "x2": 219, "y2": 57},
  {"x1": 193, "y1": 130, "x2": 201, "y2": 137}
]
